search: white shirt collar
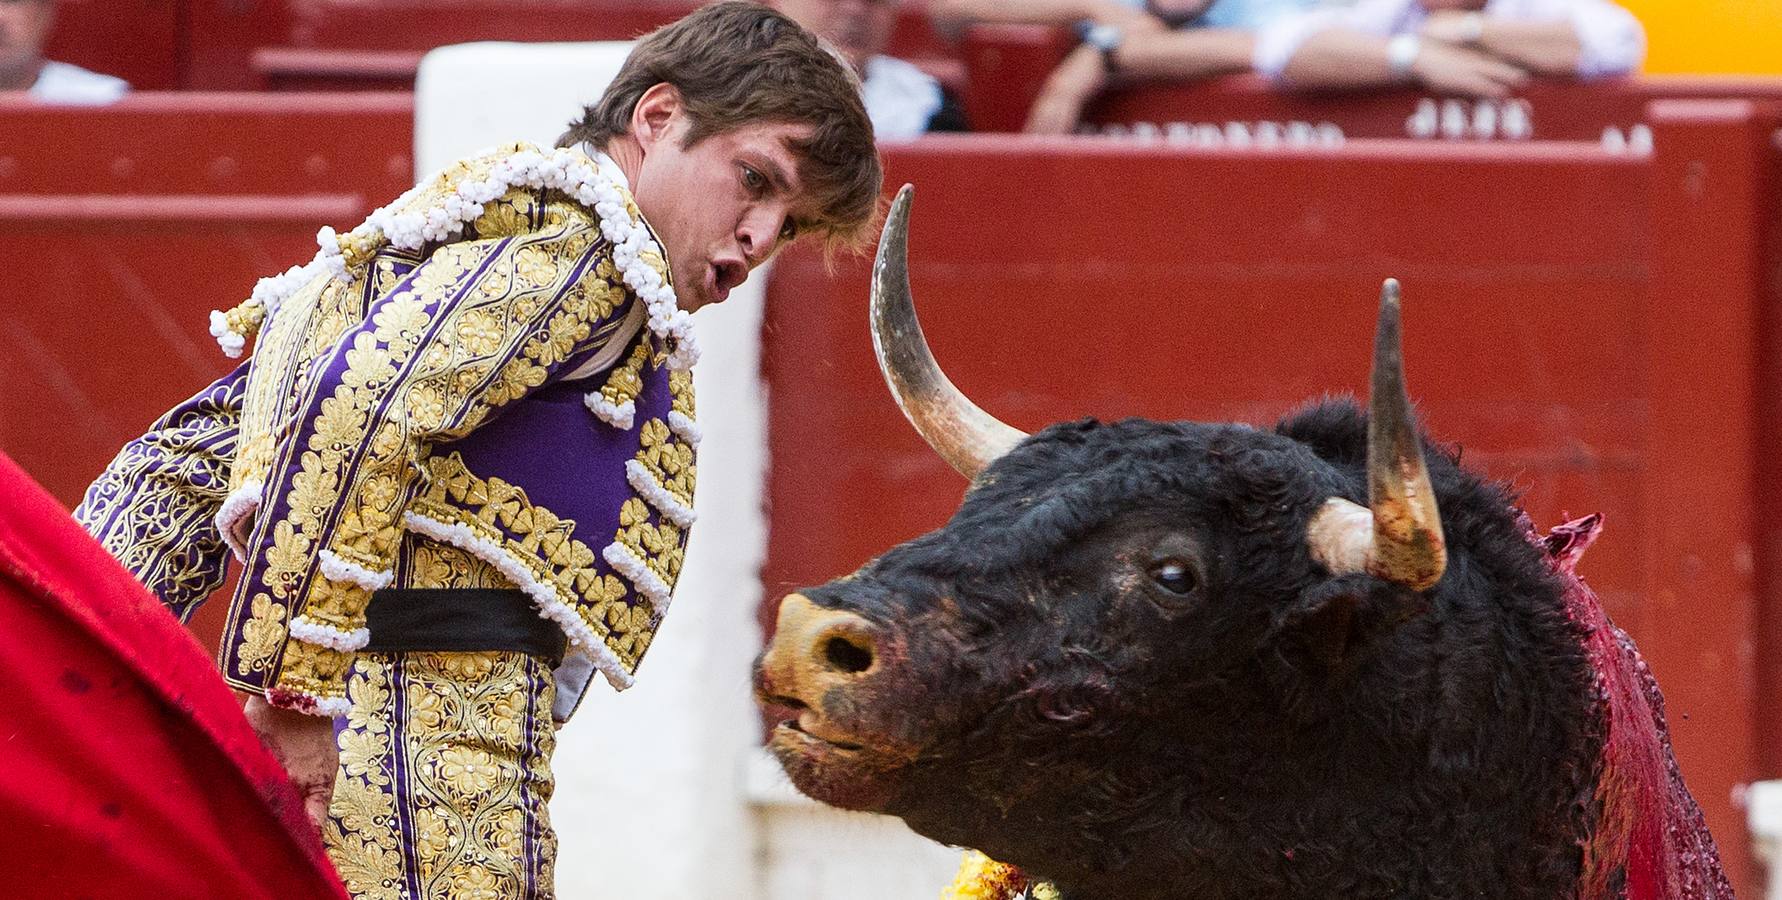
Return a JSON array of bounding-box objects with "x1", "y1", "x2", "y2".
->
[{"x1": 585, "y1": 145, "x2": 632, "y2": 193}]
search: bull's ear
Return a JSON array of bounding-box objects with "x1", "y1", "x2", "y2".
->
[{"x1": 1277, "y1": 576, "x2": 1426, "y2": 673}]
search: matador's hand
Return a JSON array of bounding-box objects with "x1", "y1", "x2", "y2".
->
[{"x1": 244, "y1": 695, "x2": 340, "y2": 835}]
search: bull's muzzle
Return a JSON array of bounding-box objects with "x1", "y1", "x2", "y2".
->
[{"x1": 759, "y1": 593, "x2": 881, "y2": 711}]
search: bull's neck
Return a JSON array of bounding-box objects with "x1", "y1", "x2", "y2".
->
[{"x1": 940, "y1": 653, "x2": 1593, "y2": 899}]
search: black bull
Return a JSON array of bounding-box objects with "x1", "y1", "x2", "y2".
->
[{"x1": 754, "y1": 188, "x2": 1732, "y2": 900}]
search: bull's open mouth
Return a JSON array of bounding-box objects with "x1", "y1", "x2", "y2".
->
[
  {"x1": 771, "y1": 716, "x2": 865, "y2": 753},
  {"x1": 767, "y1": 718, "x2": 908, "y2": 813}
]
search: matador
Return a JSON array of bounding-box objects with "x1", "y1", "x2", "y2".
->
[{"x1": 75, "y1": 4, "x2": 882, "y2": 896}]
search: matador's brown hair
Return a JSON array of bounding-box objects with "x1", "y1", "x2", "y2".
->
[{"x1": 559, "y1": 1, "x2": 883, "y2": 251}]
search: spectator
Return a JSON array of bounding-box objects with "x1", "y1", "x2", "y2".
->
[
  {"x1": 1256, "y1": 0, "x2": 1645, "y2": 98},
  {"x1": 929, "y1": 0, "x2": 1315, "y2": 133},
  {"x1": 776, "y1": 0, "x2": 969, "y2": 139},
  {"x1": 0, "y1": 0, "x2": 128, "y2": 104}
]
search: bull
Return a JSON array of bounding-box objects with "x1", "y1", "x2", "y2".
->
[{"x1": 754, "y1": 188, "x2": 1733, "y2": 899}]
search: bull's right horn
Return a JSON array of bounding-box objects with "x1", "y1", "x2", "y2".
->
[
  {"x1": 1307, "y1": 279, "x2": 1448, "y2": 591},
  {"x1": 870, "y1": 185, "x2": 1027, "y2": 480}
]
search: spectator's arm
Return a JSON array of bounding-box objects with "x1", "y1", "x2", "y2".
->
[
  {"x1": 1024, "y1": 29, "x2": 1253, "y2": 134},
  {"x1": 928, "y1": 0, "x2": 1160, "y2": 34},
  {"x1": 1273, "y1": 28, "x2": 1529, "y2": 98},
  {"x1": 1469, "y1": 19, "x2": 1582, "y2": 76},
  {"x1": 1115, "y1": 27, "x2": 1256, "y2": 80},
  {"x1": 1425, "y1": 0, "x2": 1642, "y2": 78}
]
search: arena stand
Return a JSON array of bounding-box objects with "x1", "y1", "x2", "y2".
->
[
  {"x1": 43, "y1": 0, "x2": 957, "y2": 92},
  {"x1": 2, "y1": 70, "x2": 1780, "y2": 894}
]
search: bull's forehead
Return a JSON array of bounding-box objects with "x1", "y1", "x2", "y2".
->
[
  {"x1": 960, "y1": 419, "x2": 1326, "y2": 510},
  {"x1": 856, "y1": 419, "x2": 1343, "y2": 584}
]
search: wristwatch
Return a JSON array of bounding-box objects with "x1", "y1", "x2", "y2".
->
[{"x1": 1078, "y1": 22, "x2": 1125, "y2": 74}]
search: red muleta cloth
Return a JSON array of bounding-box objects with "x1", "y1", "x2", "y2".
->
[
  {"x1": 0, "y1": 451, "x2": 346, "y2": 898},
  {"x1": 1540, "y1": 515, "x2": 1733, "y2": 899}
]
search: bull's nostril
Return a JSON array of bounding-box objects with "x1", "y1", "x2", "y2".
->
[{"x1": 823, "y1": 636, "x2": 874, "y2": 674}]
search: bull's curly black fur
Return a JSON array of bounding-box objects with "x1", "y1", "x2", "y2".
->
[{"x1": 800, "y1": 400, "x2": 1606, "y2": 900}]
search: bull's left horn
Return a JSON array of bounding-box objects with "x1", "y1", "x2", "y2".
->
[
  {"x1": 870, "y1": 185, "x2": 1026, "y2": 480},
  {"x1": 1309, "y1": 280, "x2": 1447, "y2": 590}
]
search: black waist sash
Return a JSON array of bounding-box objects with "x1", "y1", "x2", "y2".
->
[{"x1": 364, "y1": 588, "x2": 567, "y2": 663}]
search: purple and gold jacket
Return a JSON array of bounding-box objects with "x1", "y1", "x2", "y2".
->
[{"x1": 78, "y1": 143, "x2": 697, "y2": 720}]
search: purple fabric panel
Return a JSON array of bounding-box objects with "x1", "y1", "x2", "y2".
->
[
  {"x1": 440, "y1": 331, "x2": 680, "y2": 659},
  {"x1": 441, "y1": 376, "x2": 641, "y2": 536}
]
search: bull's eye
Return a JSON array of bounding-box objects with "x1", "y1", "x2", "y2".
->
[{"x1": 1149, "y1": 559, "x2": 1197, "y2": 596}]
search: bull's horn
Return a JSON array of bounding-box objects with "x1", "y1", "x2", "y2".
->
[
  {"x1": 1309, "y1": 280, "x2": 1447, "y2": 590},
  {"x1": 870, "y1": 184, "x2": 1026, "y2": 480}
]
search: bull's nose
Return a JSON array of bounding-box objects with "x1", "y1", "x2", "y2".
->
[{"x1": 760, "y1": 593, "x2": 881, "y2": 706}]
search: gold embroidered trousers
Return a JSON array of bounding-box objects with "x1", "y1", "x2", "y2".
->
[{"x1": 325, "y1": 650, "x2": 558, "y2": 899}]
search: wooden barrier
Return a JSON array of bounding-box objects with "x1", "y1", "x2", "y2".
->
[
  {"x1": 762, "y1": 105, "x2": 1781, "y2": 892},
  {"x1": 41, "y1": 0, "x2": 182, "y2": 90},
  {"x1": 0, "y1": 92, "x2": 412, "y2": 499},
  {"x1": 0, "y1": 90, "x2": 414, "y2": 658},
  {"x1": 0, "y1": 93, "x2": 413, "y2": 197}
]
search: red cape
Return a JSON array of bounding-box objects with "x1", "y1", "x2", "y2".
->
[
  {"x1": 1544, "y1": 515, "x2": 1732, "y2": 899},
  {"x1": 0, "y1": 451, "x2": 345, "y2": 898}
]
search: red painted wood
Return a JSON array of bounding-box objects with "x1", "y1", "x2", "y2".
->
[
  {"x1": 1088, "y1": 74, "x2": 1782, "y2": 143},
  {"x1": 40, "y1": 0, "x2": 180, "y2": 90},
  {"x1": 762, "y1": 133, "x2": 1775, "y2": 893},
  {"x1": 0, "y1": 94, "x2": 413, "y2": 506},
  {"x1": 0, "y1": 93, "x2": 414, "y2": 199},
  {"x1": 960, "y1": 24, "x2": 1075, "y2": 133},
  {"x1": 252, "y1": 47, "x2": 427, "y2": 92},
  {"x1": 1640, "y1": 98, "x2": 1780, "y2": 892},
  {"x1": 242, "y1": 3, "x2": 958, "y2": 93},
  {"x1": 185, "y1": 0, "x2": 295, "y2": 90},
  {"x1": 959, "y1": 25, "x2": 1782, "y2": 140},
  {"x1": 0, "y1": 193, "x2": 363, "y2": 222}
]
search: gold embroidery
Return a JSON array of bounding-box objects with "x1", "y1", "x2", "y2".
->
[
  {"x1": 236, "y1": 592, "x2": 288, "y2": 676},
  {"x1": 596, "y1": 341, "x2": 651, "y2": 410},
  {"x1": 327, "y1": 651, "x2": 558, "y2": 899},
  {"x1": 276, "y1": 639, "x2": 355, "y2": 700},
  {"x1": 326, "y1": 659, "x2": 405, "y2": 899},
  {"x1": 221, "y1": 144, "x2": 657, "y2": 703},
  {"x1": 615, "y1": 497, "x2": 684, "y2": 589},
  {"x1": 411, "y1": 451, "x2": 690, "y2": 671},
  {"x1": 406, "y1": 534, "x2": 514, "y2": 590},
  {"x1": 636, "y1": 419, "x2": 696, "y2": 509},
  {"x1": 669, "y1": 369, "x2": 695, "y2": 419}
]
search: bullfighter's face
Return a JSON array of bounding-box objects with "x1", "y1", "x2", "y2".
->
[{"x1": 626, "y1": 84, "x2": 818, "y2": 312}]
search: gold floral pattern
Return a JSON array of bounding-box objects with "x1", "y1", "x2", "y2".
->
[
  {"x1": 327, "y1": 651, "x2": 557, "y2": 900},
  {"x1": 595, "y1": 340, "x2": 651, "y2": 410},
  {"x1": 219, "y1": 156, "x2": 647, "y2": 706},
  {"x1": 409, "y1": 450, "x2": 678, "y2": 671},
  {"x1": 635, "y1": 418, "x2": 696, "y2": 510},
  {"x1": 407, "y1": 534, "x2": 514, "y2": 590}
]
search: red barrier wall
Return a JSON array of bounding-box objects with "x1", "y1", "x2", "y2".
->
[
  {"x1": 763, "y1": 108, "x2": 1780, "y2": 892},
  {"x1": 0, "y1": 92, "x2": 412, "y2": 652},
  {"x1": 41, "y1": 0, "x2": 181, "y2": 90}
]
